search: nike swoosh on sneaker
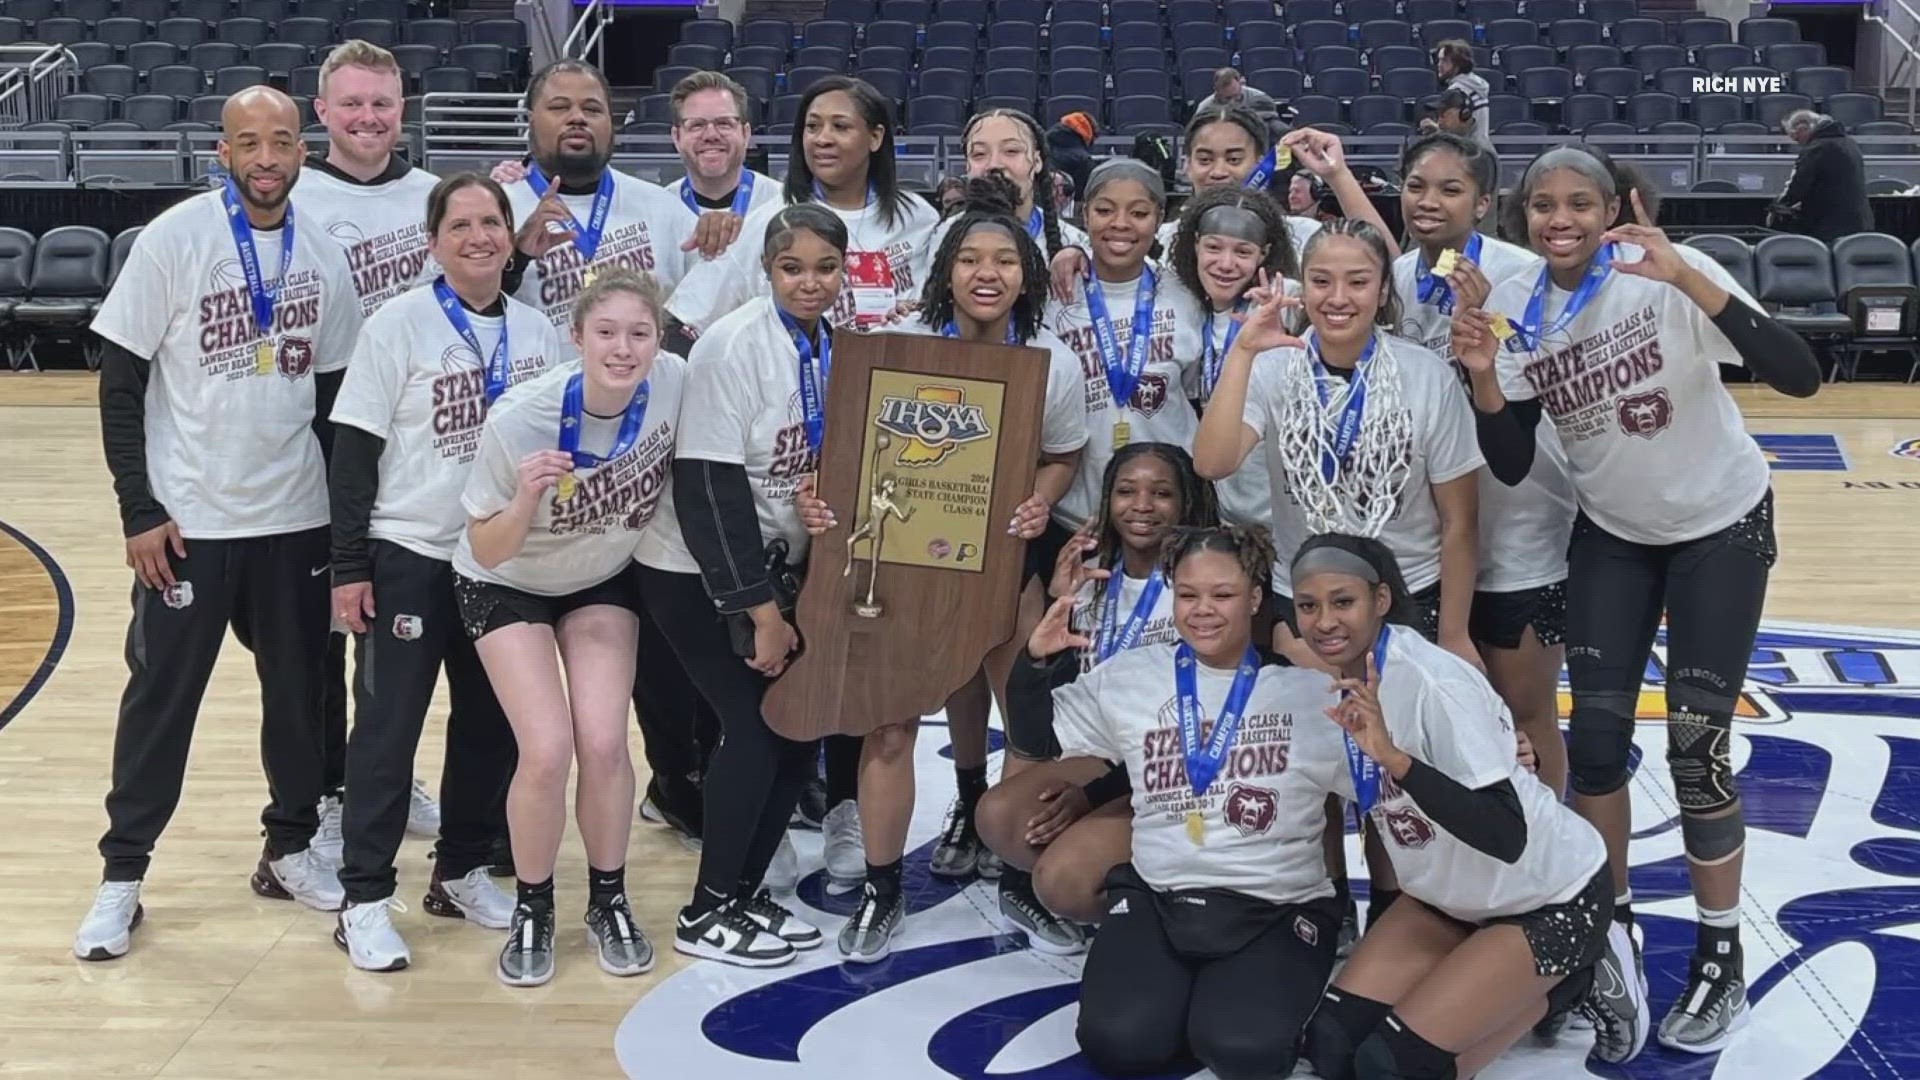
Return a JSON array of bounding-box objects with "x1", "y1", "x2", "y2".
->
[{"x1": 311, "y1": 566, "x2": 329, "y2": 577}]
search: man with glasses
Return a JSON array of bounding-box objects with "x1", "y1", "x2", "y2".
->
[{"x1": 667, "y1": 71, "x2": 779, "y2": 218}]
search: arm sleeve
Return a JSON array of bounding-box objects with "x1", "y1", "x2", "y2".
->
[
  {"x1": 312, "y1": 369, "x2": 344, "y2": 461},
  {"x1": 1082, "y1": 763, "x2": 1133, "y2": 809},
  {"x1": 97, "y1": 339, "x2": 169, "y2": 537},
  {"x1": 1397, "y1": 761, "x2": 1528, "y2": 863},
  {"x1": 1708, "y1": 294, "x2": 1821, "y2": 398},
  {"x1": 328, "y1": 425, "x2": 384, "y2": 585},
  {"x1": 671, "y1": 458, "x2": 775, "y2": 613},
  {"x1": 1473, "y1": 397, "x2": 1542, "y2": 486}
]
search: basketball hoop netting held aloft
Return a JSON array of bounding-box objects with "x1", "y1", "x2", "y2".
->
[{"x1": 1271, "y1": 339, "x2": 1414, "y2": 538}]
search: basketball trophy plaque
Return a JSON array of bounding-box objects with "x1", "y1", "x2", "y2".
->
[{"x1": 763, "y1": 331, "x2": 1047, "y2": 741}]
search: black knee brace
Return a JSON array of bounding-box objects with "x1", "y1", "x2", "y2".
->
[
  {"x1": 1566, "y1": 692, "x2": 1637, "y2": 797},
  {"x1": 1304, "y1": 988, "x2": 1393, "y2": 1080},
  {"x1": 1352, "y1": 1015, "x2": 1457, "y2": 1080}
]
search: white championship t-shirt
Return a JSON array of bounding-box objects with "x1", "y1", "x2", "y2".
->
[
  {"x1": 1044, "y1": 268, "x2": 1204, "y2": 530},
  {"x1": 666, "y1": 193, "x2": 941, "y2": 333},
  {"x1": 330, "y1": 284, "x2": 565, "y2": 561},
  {"x1": 1070, "y1": 566, "x2": 1179, "y2": 673},
  {"x1": 1487, "y1": 244, "x2": 1770, "y2": 546},
  {"x1": 1243, "y1": 332, "x2": 1484, "y2": 593},
  {"x1": 506, "y1": 168, "x2": 699, "y2": 339},
  {"x1": 1054, "y1": 642, "x2": 1347, "y2": 905},
  {"x1": 1321, "y1": 627, "x2": 1607, "y2": 920},
  {"x1": 453, "y1": 357, "x2": 684, "y2": 595},
  {"x1": 92, "y1": 188, "x2": 364, "y2": 539},
  {"x1": 889, "y1": 319, "x2": 1090, "y2": 458},
  {"x1": 671, "y1": 168, "x2": 784, "y2": 217},
  {"x1": 296, "y1": 158, "x2": 443, "y2": 317},
  {"x1": 1394, "y1": 238, "x2": 1575, "y2": 593}
]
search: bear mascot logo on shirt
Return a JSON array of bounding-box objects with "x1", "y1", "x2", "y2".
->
[
  {"x1": 1616, "y1": 387, "x2": 1674, "y2": 439},
  {"x1": 1224, "y1": 782, "x2": 1279, "y2": 837}
]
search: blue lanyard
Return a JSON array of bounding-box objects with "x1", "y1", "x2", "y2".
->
[
  {"x1": 780, "y1": 308, "x2": 832, "y2": 453},
  {"x1": 1085, "y1": 267, "x2": 1157, "y2": 414},
  {"x1": 1175, "y1": 643, "x2": 1262, "y2": 800},
  {"x1": 220, "y1": 176, "x2": 295, "y2": 336},
  {"x1": 1244, "y1": 146, "x2": 1279, "y2": 193},
  {"x1": 941, "y1": 320, "x2": 1019, "y2": 344},
  {"x1": 1414, "y1": 233, "x2": 1482, "y2": 316},
  {"x1": 432, "y1": 278, "x2": 510, "y2": 404},
  {"x1": 812, "y1": 180, "x2": 877, "y2": 208},
  {"x1": 527, "y1": 164, "x2": 614, "y2": 263},
  {"x1": 1512, "y1": 243, "x2": 1613, "y2": 352},
  {"x1": 1098, "y1": 568, "x2": 1165, "y2": 663},
  {"x1": 1026, "y1": 207, "x2": 1044, "y2": 240},
  {"x1": 1343, "y1": 626, "x2": 1394, "y2": 816},
  {"x1": 558, "y1": 370, "x2": 650, "y2": 469},
  {"x1": 1201, "y1": 301, "x2": 1246, "y2": 398},
  {"x1": 679, "y1": 171, "x2": 754, "y2": 216},
  {"x1": 1308, "y1": 331, "x2": 1380, "y2": 482}
]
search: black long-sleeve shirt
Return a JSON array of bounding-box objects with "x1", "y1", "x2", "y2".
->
[
  {"x1": 672, "y1": 458, "x2": 775, "y2": 613},
  {"x1": 98, "y1": 340, "x2": 168, "y2": 537},
  {"x1": 1398, "y1": 759, "x2": 1527, "y2": 863}
]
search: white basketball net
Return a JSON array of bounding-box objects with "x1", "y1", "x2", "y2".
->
[{"x1": 1271, "y1": 340, "x2": 1415, "y2": 539}]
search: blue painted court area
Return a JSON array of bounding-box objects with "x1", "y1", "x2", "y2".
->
[
  {"x1": 1755, "y1": 434, "x2": 1850, "y2": 472},
  {"x1": 617, "y1": 621, "x2": 1920, "y2": 1079}
]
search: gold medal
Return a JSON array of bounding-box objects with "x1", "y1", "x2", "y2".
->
[
  {"x1": 1112, "y1": 420, "x2": 1130, "y2": 448},
  {"x1": 1275, "y1": 144, "x2": 1293, "y2": 170},
  {"x1": 556, "y1": 473, "x2": 577, "y2": 502},
  {"x1": 255, "y1": 339, "x2": 275, "y2": 375},
  {"x1": 1488, "y1": 312, "x2": 1517, "y2": 342},
  {"x1": 581, "y1": 266, "x2": 598, "y2": 288},
  {"x1": 1433, "y1": 248, "x2": 1460, "y2": 278},
  {"x1": 1186, "y1": 810, "x2": 1206, "y2": 846}
]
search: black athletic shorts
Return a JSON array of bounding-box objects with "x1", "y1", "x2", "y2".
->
[
  {"x1": 453, "y1": 570, "x2": 638, "y2": 641},
  {"x1": 1418, "y1": 866, "x2": 1613, "y2": 1017},
  {"x1": 1469, "y1": 580, "x2": 1568, "y2": 650}
]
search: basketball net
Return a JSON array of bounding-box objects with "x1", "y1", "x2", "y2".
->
[{"x1": 1271, "y1": 339, "x2": 1414, "y2": 538}]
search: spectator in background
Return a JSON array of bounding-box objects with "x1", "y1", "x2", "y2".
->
[
  {"x1": 1774, "y1": 110, "x2": 1874, "y2": 243},
  {"x1": 935, "y1": 175, "x2": 969, "y2": 217},
  {"x1": 1045, "y1": 111, "x2": 1098, "y2": 201},
  {"x1": 1052, "y1": 170, "x2": 1080, "y2": 225},
  {"x1": 1195, "y1": 67, "x2": 1279, "y2": 121},
  {"x1": 1433, "y1": 41, "x2": 1493, "y2": 152},
  {"x1": 1425, "y1": 88, "x2": 1500, "y2": 234}
]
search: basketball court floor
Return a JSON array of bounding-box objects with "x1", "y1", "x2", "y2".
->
[{"x1": 5, "y1": 374, "x2": 1920, "y2": 1079}]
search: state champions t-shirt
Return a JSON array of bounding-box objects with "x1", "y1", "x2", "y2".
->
[
  {"x1": 1486, "y1": 244, "x2": 1770, "y2": 547},
  {"x1": 330, "y1": 284, "x2": 565, "y2": 561},
  {"x1": 296, "y1": 158, "x2": 443, "y2": 317},
  {"x1": 91, "y1": 188, "x2": 364, "y2": 539},
  {"x1": 889, "y1": 319, "x2": 1090, "y2": 458},
  {"x1": 506, "y1": 169, "x2": 700, "y2": 343},
  {"x1": 454, "y1": 356, "x2": 684, "y2": 596},
  {"x1": 1393, "y1": 237, "x2": 1575, "y2": 593}
]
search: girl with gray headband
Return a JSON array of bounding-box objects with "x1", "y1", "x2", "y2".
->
[{"x1": 1450, "y1": 142, "x2": 1821, "y2": 1061}]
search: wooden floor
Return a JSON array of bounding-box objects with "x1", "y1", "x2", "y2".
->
[{"x1": 1, "y1": 373, "x2": 1918, "y2": 1079}]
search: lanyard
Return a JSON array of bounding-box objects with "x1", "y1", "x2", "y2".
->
[
  {"x1": 679, "y1": 170, "x2": 754, "y2": 216},
  {"x1": 1343, "y1": 626, "x2": 1393, "y2": 816},
  {"x1": 1513, "y1": 242, "x2": 1613, "y2": 352},
  {"x1": 1201, "y1": 300, "x2": 1247, "y2": 398},
  {"x1": 1098, "y1": 568, "x2": 1165, "y2": 664},
  {"x1": 1415, "y1": 233, "x2": 1483, "y2": 316},
  {"x1": 1085, "y1": 267, "x2": 1158, "y2": 414},
  {"x1": 1245, "y1": 146, "x2": 1279, "y2": 193},
  {"x1": 527, "y1": 164, "x2": 614, "y2": 262},
  {"x1": 941, "y1": 320, "x2": 1019, "y2": 344},
  {"x1": 1025, "y1": 207, "x2": 1044, "y2": 241},
  {"x1": 1175, "y1": 643, "x2": 1262, "y2": 799},
  {"x1": 221, "y1": 176, "x2": 295, "y2": 336},
  {"x1": 780, "y1": 308, "x2": 832, "y2": 453},
  {"x1": 813, "y1": 179, "x2": 877, "y2": 208},
  {"x1": 432, "y1": 278, "x2": 510, "y2": 403},
  {"x1": 559, "y1": 370, "x2": 650, "y2": 469},
  {"x1": 1308, "y1": 330, "x2": 1380, "y2": 482}
]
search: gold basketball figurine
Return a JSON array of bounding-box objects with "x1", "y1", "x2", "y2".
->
[{"x1": 844, "y1": 432, "x2": 915, "y2": 618}]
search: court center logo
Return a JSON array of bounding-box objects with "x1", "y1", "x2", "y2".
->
[
  {"x1": 618, "y1": 621, "x2": 1920, "y2": 1080},
  {"x1": 875, "y1": 384, "x2": 992, "y2": 468}
]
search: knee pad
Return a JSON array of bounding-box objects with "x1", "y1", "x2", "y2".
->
[
  {"x1": 1304, "y1": 988, "x2": 1393, "y2": 1080},
  {"x1": 1566, "y1": 692, "x2": 1638, "y2": 797},
  {"x1": 1664, "y1": 690, "x2": 1739, "y2": 816},
  {"x1": 1352, "y1": 1015, "x2": 1457, "y2": 1080},
  {"x1": 1680, "y1": 804, "x2": 1746, "y2": 866}
]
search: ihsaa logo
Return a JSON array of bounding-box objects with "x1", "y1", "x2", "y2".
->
[
  {"x1": 876, "y1": 385, "x2": 992, "y2": 468},
  {"x1": 617, "y1": 621, "x2": 1920, "y2": 1080}
]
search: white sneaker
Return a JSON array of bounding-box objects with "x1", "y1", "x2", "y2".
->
[
  {"x1": 822, "y1": 800, "x2": 865, "y2": 895},
  {"x1": 764, "y1": 833, "x2": 800, "y2": 893},
  {"x1": 334, "y1": 899, "x2": 411, "y2": 972},
  {"x1": 74, "y1": 880, "x2": 143, "y2": 961},
  {"x1": 311, "y1": 794, "x2": 345, "y2": 870},
  {"x1": 423, "y1": 866, "x2": 515, "y2": 929},
  {"x1": 251, "y1": 847, "x2": 345, "y2": 911},
  {"x1": 406, "y1": 779, "x2": 441, "y2": 838}
]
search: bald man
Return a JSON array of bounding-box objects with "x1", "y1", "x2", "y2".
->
[{"x1": 79, "y1": 85, "x2": 365, "y2": 961}]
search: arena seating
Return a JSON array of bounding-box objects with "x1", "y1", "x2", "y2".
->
[{"x1": 639, "y1": 0, "x2": 1888, "y2": 141}]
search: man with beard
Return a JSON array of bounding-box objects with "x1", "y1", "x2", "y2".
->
[
  {"x1": 297, "y1": 39, "x2": 446, "y2": 859},
  {"x1": 77, "y1": 87, "x2": 364, "y2": 961},
  {"x1": 667, "y1": 71, "x2": 780, "y2": 219}
]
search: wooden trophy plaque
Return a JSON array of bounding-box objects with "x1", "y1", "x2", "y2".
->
[{"x1": 762, "y1": 331, "x2": 1048, "y2": 741}]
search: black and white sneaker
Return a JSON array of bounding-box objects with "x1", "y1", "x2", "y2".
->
[
  {"x1": 1585, "y1": 921, "x2": 1651, "y2": 1063},
  {"x1": 674, "y1": 901, "x2": 796, "y2": 968},
  {"x1": 1657, "y1": 953, "x2": 1750, "y2": 1054},
  {"x1": 738, "y1": 887, "x2": 824, "y2": 949},
  {"x1": 838, "y1": 883, "x2": 905, "y2": 963},
  {"x1": 791, "y1": 776, "x2": 829, "y2": 830},
  {"x1": 585, "y1": 893, "x2": 655, "y2": 977},
  {"x1": 996, "y1": 877, "x2": 1087, "y2": 956},
  {"x1": 498, "y1": 903, "x2": 557, "y2": 987},
  {"x1": 929, "y1": 801, "x2": 982, "y2": 879}
]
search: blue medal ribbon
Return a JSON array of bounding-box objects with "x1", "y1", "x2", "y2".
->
[
  {"x1": 941, "y1": 319, "x2": 1020, "y2": 344},
  {"x1": 1098, "y1": 568, "x2": 1165, "y2": 663},
  {"x1": 432, "y1": 277, "x2": 511, "y2": 404},
  {"x1": 1244, "y1": 147, "x2": 1278, "y2": 193},
  {"x1": 559, "y1": 370, "x2": 650, "y2": 469},
  {"x1": 1308, "y1": 331, "x2": 1380, "y2": 483},
  {"x1": 1414, "y1": 233, "x2": 1483, "y2": 316},
  {"x1": 1510, "y1": 242, "x2": 1614, "y2": 352},
  {"x1": 1200, "y1": 301, "x2": 1246, "y2": 398},
  {"x1": 1175, "y1": 642, "x2": 1262, "y2": 800},
  {"x1": 781, "y1": 308, "x2": 832, "y2": 454},
  {"x1": 1085, "y1": 267, "x2": 1158, "y2": 415},
  {"x1": 679, "y1": 170, "x2": 754, "y2": 216},
  {"x1": 1026, "y1": 207, "x2": 1044, "y2": 241},
  {"x1": 220, "y1": 176, "x2": 295, "y2": 339},
  {"x1": 527, "y1": 164, "x2": 614, "y2": 262},
  {"x1": 812, "y1": 180, "x2": 877, "y2": 208},
  {"x1": 1343, "y1": 626, "x2": 1393, "y2": 816}
]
